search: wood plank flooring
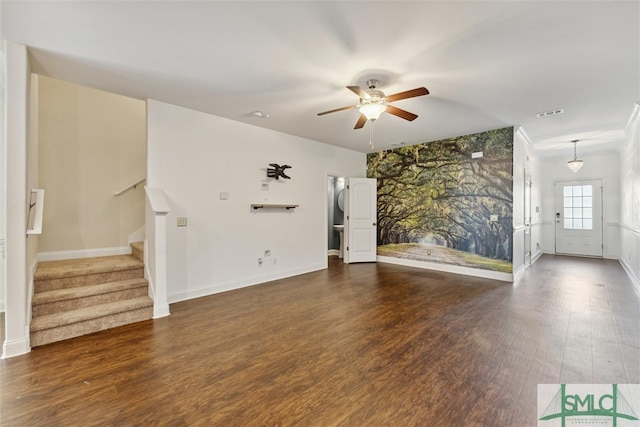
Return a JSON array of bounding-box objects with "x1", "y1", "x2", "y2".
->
[{"x1": 1, "y1": 255, "x2": 638, "y2": 426}]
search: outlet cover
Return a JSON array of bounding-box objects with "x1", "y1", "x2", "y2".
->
[{"x1": 177, "y1": 217, "x2": 188, "y2": 227}]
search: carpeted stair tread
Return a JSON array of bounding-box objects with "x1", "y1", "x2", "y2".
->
[
  {"x1": 33, "y1": 278, "x2": 149, "y2": 305},
  {"x1": 34, "y1": 255, "x2": 143, "y2": 281},
  {"x1": 131, "y1": 241, "x2": 144, "y2": 261},
  {"x1": 31, "y1": 296, "x2": 153, "y2": 332}
]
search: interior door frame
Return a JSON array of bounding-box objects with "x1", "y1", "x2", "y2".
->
[{"x1": 524, "y1": 171, "x2": 532, "y2": 269}]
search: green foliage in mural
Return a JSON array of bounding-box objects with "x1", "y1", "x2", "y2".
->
[{"x1": 367, "y1": 127, "x2": 513, "y2": 268}]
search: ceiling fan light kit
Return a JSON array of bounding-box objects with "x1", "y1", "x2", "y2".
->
[
  {"x1": 567, "y1": 140, "x2": 584, "y2": 173},
  {"x1": 317, "y1": 79, "x2": 429, "y2": 142},
  {"x1": 359, "y1": 103, "x2": 387, "y2": 120}
]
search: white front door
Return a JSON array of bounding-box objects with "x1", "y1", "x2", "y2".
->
[
  {"x1": 554, "y1": 179, "x2": 603, "y2": 257},
  {"x1": 344, "y1": 178, "x2": 377, "y2": 263}
]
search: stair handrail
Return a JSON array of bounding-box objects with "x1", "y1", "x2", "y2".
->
[
  {"x1": 114, "y1": 177, "x2": 146, "y2": 196},
  {"x1": 27, "y1": 188, "x2": 45, "y2": 235}
]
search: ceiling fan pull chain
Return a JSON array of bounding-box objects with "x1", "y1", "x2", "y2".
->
[{"x1": 369, "y1": 120, "x2": 375, "y2": 150}]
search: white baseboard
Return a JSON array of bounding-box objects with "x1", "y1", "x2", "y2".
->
[
  {"x1": 38, "y1": 246, "x2": 131, "y2": 262},
  {"x1": 27, "y1": 256, "x2": 37, "y2": 327},
  {"x1": 2, "y1": 335, "x2": 30, "y2": 359},
  {"x1": 153, "y1": 304, "x2": 171, "y2": 319},
  {"x1": 513, "y1": 264, "x2": 526, "y2": 283},
  {"x1": 376, "y1": 256, "x2": 514, "y2": 282},
  {"x1": 168, "y1": 263, "x2": 326, "y2": 304},
  {"x1": 0, "y1": 300, "x2": 5, "y2": 312},
  {"x1": 531, "y1": 249, "x2": 544, "y2": 264},
  {"x1": 619, "y1": 257, "x2": 640, "y2": 296},
  {"x1": 327, "y1": 249, "x2": 339, "y2": 257},
  {"x1": 144, "y1": 262, "x2": 170, "y2": 319},
  {"x1": 128, "y1": 226, "x2": 145, "y2": 245}
]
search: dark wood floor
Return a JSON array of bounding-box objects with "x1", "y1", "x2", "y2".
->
[{"x1": 1, "y1": 255, "x2": 638, "y2": 426}]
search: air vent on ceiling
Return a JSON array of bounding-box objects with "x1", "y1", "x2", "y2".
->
[{"x1": 536, "y1": 109, "x2": 564, "y2": 118}]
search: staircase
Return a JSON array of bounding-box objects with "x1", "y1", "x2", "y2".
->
[{"x1": 30, "y1": 242, "x2": 153, "y2": 347}]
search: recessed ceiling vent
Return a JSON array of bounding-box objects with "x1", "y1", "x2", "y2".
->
[{"x1": 536, "y1": 109, "x2": 564, "y2": 118}]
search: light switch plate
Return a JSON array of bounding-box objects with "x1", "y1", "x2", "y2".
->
[{"x1": 177, "y1": 217, "x2": 187, "y2": 227}]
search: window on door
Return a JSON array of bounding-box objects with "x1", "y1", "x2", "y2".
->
[{"x1": 563, "y1": 184, "x2": 593, "y2": 230}]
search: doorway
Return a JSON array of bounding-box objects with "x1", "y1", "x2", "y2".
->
[
  {"x1": 327, "y1": 176, "x2": 345, "y2": 258},
  {"x1": 326, "y1": 176, "x2": 378, "y2": 263},
  {"x1": 554, "y1": 179, "x2": 603, "y2": 257}
]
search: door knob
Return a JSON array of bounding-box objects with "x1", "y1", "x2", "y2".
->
[{"x1": 373, "y1": 222, "x2": 377, "y2": 226}]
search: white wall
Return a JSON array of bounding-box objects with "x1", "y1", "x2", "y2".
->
[
  {"x1": 513, "y1": 128, "x2": 542, "y2": 281},
  {"x1": 147, "y1": 100, "x2": 365, "y2": 303},
  {"x1": 2, "y1": 41, "x2": 31, "y2": 358},
  {"x1": 37, "y1": 76, "x2": 146, "y2": 256},
  {"x1": 0, "y1": 48, "x2": 5, "y2": 313},
  {"x1": 620, "y1": 103, "x2": 640, "y2": 289},
  {"x1": 540, "y1": 149, "x2": 621, "y2": 259},
  {"x1": 513, "y1": 128, "x2": 526, "y2": 277}
]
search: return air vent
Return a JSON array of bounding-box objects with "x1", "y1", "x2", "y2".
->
[{"x1": 536, "y1": 109, "x2": 564, "y2": 118}]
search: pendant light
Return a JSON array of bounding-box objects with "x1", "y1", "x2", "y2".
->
[{"x1": 567, "y1": 140, "x2": 583, "y2": 173}]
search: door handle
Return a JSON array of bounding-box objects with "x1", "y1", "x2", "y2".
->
[{"x1": 373, "y1": 222, "x2": 377, "y2": 226}]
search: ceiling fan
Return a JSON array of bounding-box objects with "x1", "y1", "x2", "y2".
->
[{"x1": 317, "y1": 79, "x2": 429, "y2": 129}]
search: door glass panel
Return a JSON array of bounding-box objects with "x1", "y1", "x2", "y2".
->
[{"x1": 563, "y1": 184, "x2": 593, "y2": 230}]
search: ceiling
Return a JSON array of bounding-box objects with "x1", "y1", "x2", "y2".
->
[{"x1": 2, "y1": 1, "x2": 639, "y2": 155}]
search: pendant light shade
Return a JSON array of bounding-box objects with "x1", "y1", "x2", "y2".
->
[{"x1": 567, "y1": 140, "x2": 583, "y2": 173}]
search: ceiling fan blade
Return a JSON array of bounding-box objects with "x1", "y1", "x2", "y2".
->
[
  {"x1": 354, "y1": 114, "x2": 367, "y2": 129},
  {"x1": 317, "y1": 105, "x2": 357, "y2": 116},
  {"x1": 347, "y1": 85, "x2": 370, "y2": 99},
  {"x1": 385, "y1": 87, "x2": 429, "y2": 102},
  {"x1": 386, "y1": 105, "x2": 418, "y2": 121}
]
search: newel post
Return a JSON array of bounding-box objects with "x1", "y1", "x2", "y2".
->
[{"x1": 145, "y1": 186, "x2": 171, "y2": 318}]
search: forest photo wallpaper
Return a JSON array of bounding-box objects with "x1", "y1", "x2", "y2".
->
[{"x1": 367, "y1": 127, "x2": 513, "y2": 273}]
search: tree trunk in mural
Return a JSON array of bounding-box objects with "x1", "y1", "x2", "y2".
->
[{"x1": 368, "y1": 127, "x2": 513, "y2": 272}]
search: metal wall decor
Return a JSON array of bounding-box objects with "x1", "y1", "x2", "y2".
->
[{"x1": 267, "y1": 163, "x2": 292, "y2": 180}]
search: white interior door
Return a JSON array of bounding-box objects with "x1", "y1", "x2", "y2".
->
[
  {"x1": 344, "y1": 178, "x2": 377, "y2": 263},
  {"x1": 554, "y1": 179, "x2": 603, "y2": 257}
]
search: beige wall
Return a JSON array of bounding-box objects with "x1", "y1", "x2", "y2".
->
[{"x1": 38, "y1": 76, "x2": 146, "y2": 253}]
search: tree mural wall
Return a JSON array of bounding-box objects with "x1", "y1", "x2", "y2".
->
[{"x1": 367, "y1": 127, "x2": 513, "y2": 273}]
